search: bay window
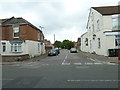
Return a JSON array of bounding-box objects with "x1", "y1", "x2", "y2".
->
[{"x1": 11, "y1": 43, "x2": 22, "y2": 52}]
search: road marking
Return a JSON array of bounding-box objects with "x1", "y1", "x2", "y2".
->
[
  {"x1": 87, "y1": 58, "x2": 96, "y2": 61},
  {"x1": 62, "y1": 63, "x2": 70, "y2": 65},
  {"x1": 106, "y1": 62, "x2": 116, "y2": 65},
  {"x1": 67, "y1": 79, "x2": 120, "y2": 82},
  {"x1": 73, "y1": 63, "x2": 82, "y2": 65},
  {"x1": 85, "y1": 62, "x2": 93, "y2": 65},
  {"x1": 62, "y1": 54, "x2": 68, "y2": 65}
]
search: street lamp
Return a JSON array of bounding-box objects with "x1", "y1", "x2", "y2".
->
[{"x1": 39, "y1": 26, "x2": 44, "y2": 31}]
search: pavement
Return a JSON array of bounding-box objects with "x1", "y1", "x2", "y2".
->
[{"x1": 78, "y1": 51, "x2": 119, "y2": 64}]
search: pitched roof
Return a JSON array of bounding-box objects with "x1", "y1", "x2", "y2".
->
[
  {"x1": 1, "y1": 16, "x2": 42, "y2": 32},
  {"x1": 92, "y1": 5, "x2": 120, "y2": 15}
]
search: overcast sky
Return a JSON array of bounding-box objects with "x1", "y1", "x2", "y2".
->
[{"x1": 0, "y1": 0, "x2": 119, "y2": 43}]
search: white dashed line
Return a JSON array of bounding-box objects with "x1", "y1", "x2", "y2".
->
[
  {"x1": 62, "y1": 54, "x2": 68, "y2": 65},
  {"x1": 73, "y1": 63, "x2": 82, "y2": 65}
]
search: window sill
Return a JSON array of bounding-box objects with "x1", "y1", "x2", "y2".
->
[
  {"x1": 12, "y1": 51, "x2": 22, "y2": 53},
  {"x1": 13, "y1": 37, "x2": 19, "y2": 39}
]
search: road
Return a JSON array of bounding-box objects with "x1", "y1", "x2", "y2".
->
[{"x1": 2, "y1": 49, "x2": 119, "y2": 88}]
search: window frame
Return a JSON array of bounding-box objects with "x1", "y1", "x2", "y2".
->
[
  {"x1": 97, "y1": 19, "x2": 100, "y2": 31},
  {"x1": 13, "y1": 26, "x2": 19, "y2": 38},
  {"x1": 11, "y1": 43, "x2": 22, "y2": 52},
  {"x1": 98, "y1": 38, "x2": 101, "y2": 48},
  {"x1": 112, "y1": 14, "x2": 120, "y2": 30},
  {"x1": 115, "y1": 35, "x2": 120, "y2": 46},
  {"x1": 38, "y1": 31, "x2": 40, "y2": 40}
]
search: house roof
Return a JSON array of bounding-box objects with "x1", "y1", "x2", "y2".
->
[
  {"x1": 1, "y1": 16, "x2": 42, "y2": 32},
  {"x1": 92, "y1": 5, "x2": 120, "y2": 15},
  {"x1": 81, "y1": 32, "x2": 87, "y2": 37}
]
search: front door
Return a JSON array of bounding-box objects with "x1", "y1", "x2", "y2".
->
[{"x1": 2, "y1": 43, "x2": 6, "y2": 54}]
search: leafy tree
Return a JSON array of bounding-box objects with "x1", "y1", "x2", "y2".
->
[
  {"x1": 54, "y1": 39, "x2": 74, "y2": 49},
  {"x1": 54, "y1": 40, "x2": 62, "y2": 48}
]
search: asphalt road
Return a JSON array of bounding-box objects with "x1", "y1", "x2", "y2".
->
[{"x1": 2, "y1": 49, "x2": 119, "y2": 88}]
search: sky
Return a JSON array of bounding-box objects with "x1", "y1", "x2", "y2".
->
[{"x1": 0, "y1": 0, "x2": 119, "y2": 43}]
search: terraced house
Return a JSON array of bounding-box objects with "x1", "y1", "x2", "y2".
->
[
  {"x1": 81, "y1": 5, "x2": 120, "y2": 56},
  {"x1": 0, "y1": 17, "x2": 45, "y2": 61}
]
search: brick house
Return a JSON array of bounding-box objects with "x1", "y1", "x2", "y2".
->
[
  {"x1": 44, "y1": 39, "x2": 54, "y2": 53},
  {"x1": 0, "y1": 17, "x2": 45, "y2": 61}
]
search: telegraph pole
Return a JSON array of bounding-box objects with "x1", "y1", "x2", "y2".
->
[{"x1": 54, "y1": 34, "x2": 55, "y2": 44}]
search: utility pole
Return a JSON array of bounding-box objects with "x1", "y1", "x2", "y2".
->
[{"x1": 54, "y1": 34, "x2": 55, "y2": 44}]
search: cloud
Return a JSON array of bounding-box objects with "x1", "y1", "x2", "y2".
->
[{"x1": 0, "y1": 0, "x2": 119, "y2": 43}]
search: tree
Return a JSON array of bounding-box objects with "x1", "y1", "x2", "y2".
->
[
  {"x1": 53, "y1": 40, "x2": 74, "y2": 49},
  {"x1": 61, "y1": 40, "x2": 74, "y2": 49},
  {"x1": 54, "y1": 40, "x2": 62, "y2": 48}
]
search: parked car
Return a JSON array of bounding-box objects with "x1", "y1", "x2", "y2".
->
[
  {"x1": 55, "y1": 48, "x2": 60, "y2": 54},
  {"x1": 70, "y1": 48, "x2": 77, "y2": 53},
  {"x1": 48, "y1": 49, "x2": 59, "y2": 56}
]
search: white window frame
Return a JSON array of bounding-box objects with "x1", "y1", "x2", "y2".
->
[
  {"x1": 38, "y1": 31, "x2": 40, "y2": 40},
  {"x1": 11, "y1": 43, "x2": 22, "y2": 52},
  {"x1": 13, "y1": 26, "x2": 19, "y2": 38},
  {"x1": 97, "y1": 19, "x2": 100, "y2": 31},
  {"x1": 112, "y1": 14, "x2": 120, "y2": 30}
]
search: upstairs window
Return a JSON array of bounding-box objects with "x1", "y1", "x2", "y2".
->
[
  {"x1": 13, "y1": 27, "x2": 19, "y2": 38},
  {"x1": 97, "y1": 20, "x2": 100, "y2": 31},
  {"x1": 38, "y1": 31, "x2": 40, "y2": 40},
  {"x1": 112, "y1": 14, "x2": 120, "y2": 30}
]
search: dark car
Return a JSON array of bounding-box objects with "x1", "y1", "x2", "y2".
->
[
  {"x1": 48, "y1": 49, "x2": 59, "y2": 56},
  {"x1": 70, "y1": 48, "x2": 77, "y2": 53},
  {"x1": 55, "y1": 48, "x2": 60, "y2": 54}
]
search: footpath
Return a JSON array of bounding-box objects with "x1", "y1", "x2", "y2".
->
[
  {"x1": 79, "y1": 51, "x2": 119, "y2": 64},
  {"x1": 0, "y1": 53, "x2": 48, "y2": 65}
]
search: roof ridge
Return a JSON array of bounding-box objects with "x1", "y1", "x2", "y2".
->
[{"x1": 92, "y1": 5, "x2": 119, "y2": 8}]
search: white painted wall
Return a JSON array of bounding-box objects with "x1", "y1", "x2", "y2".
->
[
  {"x1": 0, "y1": 40, "x2": 45, "y2": 57},
  {"x1": 81, "y1": 8, "x2": 118, "y2": 56}
]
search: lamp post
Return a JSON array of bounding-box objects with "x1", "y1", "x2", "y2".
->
[{"x1": 39, "y1": 26, "x2": 44, "y2": 31}]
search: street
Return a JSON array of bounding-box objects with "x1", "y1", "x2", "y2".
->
[{"x1": 2, "y1": 49, "x2": 119, "y2": 88}]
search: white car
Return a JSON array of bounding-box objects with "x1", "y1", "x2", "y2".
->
[{"x1": 70, "y1": 48, "x2": 77, "y2": 53}]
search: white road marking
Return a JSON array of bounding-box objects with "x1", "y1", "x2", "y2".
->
[
  {"x1": 87, "y1": 58, "x2": 96, "y2": 61},
  {"x1": 73, "y1": 63, "x2": 82, "y2": 65},
  {"x1": 62, "y1": 63, "x2": 70, "y2": 65},
  {"x1": 62, "y1": 54, "x2": 68, "y2": 65},
  {"x1": 67, "y1": 79, "x2": 120, "y2": 82},
  {"x1": 106, "y1": 62, "x2": 116, "y2": 65},
  {"x1": 85, "y1": 62, "x2": 93, "y2": 65}
]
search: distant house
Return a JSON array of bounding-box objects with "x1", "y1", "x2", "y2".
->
[
  {"x1": 0, "y1": 17, "x2": 45, "y2": 61},
  {"x1": 44, "y1": 39, "x2": 54, "y2": 52},
  {"x1": 81, "y1": 5, "x2": 120, "y2": 56}
]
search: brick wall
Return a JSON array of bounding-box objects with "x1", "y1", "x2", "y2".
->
[{"x1": 1, "y1": 24, "x2": 44, "y2": 42}]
